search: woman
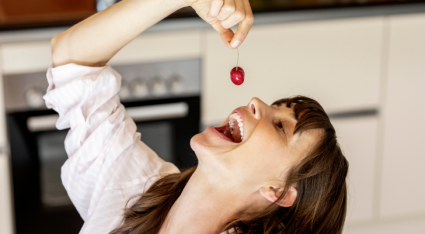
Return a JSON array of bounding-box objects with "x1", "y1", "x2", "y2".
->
[{"x1": 45, "y1": 0, "x2": 348, "y2": 233}]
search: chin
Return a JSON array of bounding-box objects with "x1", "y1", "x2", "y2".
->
[
  {"x1": 190, "y1": 132, "x2": 210, "y2": 156},
  {"x1": 189, "y1": 134, "x2": 202, "y2": 153},
  {"x1": 189, "y1": 131, "x2": 221, "y2": 159}
]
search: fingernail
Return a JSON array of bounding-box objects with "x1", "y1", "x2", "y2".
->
[{"x1": 231, "y1": 40, "x2": 240, "y2": 48}]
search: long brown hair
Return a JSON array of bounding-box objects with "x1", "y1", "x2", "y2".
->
[{"x1": 110, "y1": 95, "x2": 349, "y2": 234}]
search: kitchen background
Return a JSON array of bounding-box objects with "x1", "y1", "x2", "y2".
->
[{"x1": 0, "y1": 0, "x2": 424, "y2": 233}]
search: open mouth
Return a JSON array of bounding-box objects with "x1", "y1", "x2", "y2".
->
[{"x1": 214, "y1": 112, "x2": 244, "y2": 143}]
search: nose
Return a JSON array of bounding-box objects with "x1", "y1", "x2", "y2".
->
[{"x1": 248, "y1": 97, "x2": 268, "y2": 120}]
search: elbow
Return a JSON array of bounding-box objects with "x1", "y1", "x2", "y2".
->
[
  {"x1": 51, "y1": 34, "x2": 60, "y2": 66},
  {"x1": 51, "y1": 33, "x2": 70, "y2": 67}
]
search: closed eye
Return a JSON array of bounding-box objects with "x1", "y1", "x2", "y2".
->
[{"x1": 275, "y1": 120, "x2": 286, "y2": 134}]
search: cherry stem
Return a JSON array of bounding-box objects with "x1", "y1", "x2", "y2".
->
[{"x1": 236, "y1": 47, "x2": 239, "y2": 71}]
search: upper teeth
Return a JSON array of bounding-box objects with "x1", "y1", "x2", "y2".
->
[{"x1": 229, "y1": 113, "x2": 244, "y2": 139}]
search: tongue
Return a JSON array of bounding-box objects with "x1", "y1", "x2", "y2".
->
[
  {"x1": 231, "y1": 119, "x2": 242, "y2": 143},
  {"x1": 215, "y1": 125, "x2": 234, "y2": 142}
]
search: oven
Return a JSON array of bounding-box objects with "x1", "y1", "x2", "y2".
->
[{"x1": 4, "y1": 59, "x2": 201, "y2": 234}]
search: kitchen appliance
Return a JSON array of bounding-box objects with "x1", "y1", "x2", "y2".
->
[{"x1": 3, "y1": 59, "x2": 201, "y2": 234}]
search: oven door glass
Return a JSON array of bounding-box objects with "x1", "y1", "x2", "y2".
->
[
  {"x1": 37, "y1": 120, "x2": 174, "y2": 208},
  {"x1": 136, "y1": 121, "x2": 173, "y2": 163},
  {"x1": 38, "y1": 130, "x2": 71, "y2": 207}
]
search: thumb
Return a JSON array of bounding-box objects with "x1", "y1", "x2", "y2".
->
[{"x1": 209, "y1": 19, "x2": 235, "y2": 49}]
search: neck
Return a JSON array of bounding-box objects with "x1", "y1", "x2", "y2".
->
[{"x1": 158, "y1": 166, "x2": 249, "y2": 234}]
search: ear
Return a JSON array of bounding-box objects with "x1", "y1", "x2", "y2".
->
[{"x1": 259, "y1": 182, "x2": 297, "y2": 207}]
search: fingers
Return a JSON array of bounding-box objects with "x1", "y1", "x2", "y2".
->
[
  {"x1": 220, "y1": 29, "x2": 235, "y2": 48},
  {"x1": 229, "y1": 0, "x2": 254, "y2": 48},
  {"x1": 219, "y1": 0, "x2": 245, "y2": 28},
  {"x1": 208, "y1": 0, "x2": 254, "y2": 49},
  {"x1": 209, "y1": 18, "x2": 235, "y2": 49},
  {"x1": 207, "y1": 0, "x2": 224, "y2": 18},
  {"x1": 216, "y1": 0, "x2": 236, "y2": 21}
]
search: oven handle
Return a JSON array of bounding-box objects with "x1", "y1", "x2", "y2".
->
[
  {"x1": 126, "y1": 102, "x2": 189, "y2": 122},
  {"x1": 27, "y1": 102, "x2": 189, "y2": 132}
]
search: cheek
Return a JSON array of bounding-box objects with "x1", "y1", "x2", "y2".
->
[
  {"x1": 245, "y1": 126, "x2": 284, "y2": 155},
  {"x1": 236, "y1": 130, "x2": 289, "y2": 176}
]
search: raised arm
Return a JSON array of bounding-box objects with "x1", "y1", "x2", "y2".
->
[
  {"x1": 51, "y1": 0, "x2": 254, "y2": 67},
  {"x1": 46, "y1": 1, "x2": 253, "y2": 231}
]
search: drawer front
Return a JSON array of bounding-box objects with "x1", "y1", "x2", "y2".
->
[
  {"x1": 331, "y1": 116, "x2": 378, "y2": 225},
  {"x1": 1, "y1": 41, "x2": 52, "y2": 75},
  {"x1": 0, "y1": 30, "x2": 202, "y2": 75},
  {"x1": 380, "y1": 13, "x2": 425, "y2": 218}
]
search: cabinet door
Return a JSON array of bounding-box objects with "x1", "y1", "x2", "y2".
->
[
  {"x1": 380, "y1": 14, "x2": 425, "y2": 218},
  {"x1": 0, "y1": 154, "x2": 13, "y2": 234},
  {"x1": 0, "y1": 41, "x2": 52, "y2": 75},
  {"x1": 109, "y1": 30, "x2": 202, "y2": 65},
  {"x1": 0, "y1": 30, "x2": 202, "y2": 75},
  {"x1": 331, "y1": 117, "x2": 378, "y2": 225},
  {"x1": 202, "y1": 17, "x2": 384, "y2": 126}
]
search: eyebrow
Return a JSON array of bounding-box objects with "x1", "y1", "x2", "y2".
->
[
  {"x1": 283, "y1": 120, "x2": 296, "y2": 138},
  {"x1": 272, "y1": 104, "x2": 297, "y2": 122}
]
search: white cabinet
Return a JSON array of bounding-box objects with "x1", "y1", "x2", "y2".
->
[
  {"x1": 0, "y1": 29, "x2": 202, "y2": 75},
  {"x1": 331, "y1": 116, "x2": 378, "y2": 224},
  {"x1": 379, "y1": 13, "x2": 425, "y2": 218},
  {"x1": 0, "y1": 154, "x2": 13, "y2": 234},
  {"x1": 0, "y1": 41, "x2": 52, "y2": 75},
  {"x1": 202, "y1": 17, "x2": 384, "y2": 126},
  {"x1": 109, "y1": 30, "x2": 202, "y2": 65}
]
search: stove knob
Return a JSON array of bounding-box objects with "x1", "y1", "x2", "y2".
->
[
  {"x1": 168, "y1": 75, "x2": 184, "y2": 94},
  {"x1": 131, "y1": 79, "x2": 149, "y2": 98},
  {"x1": 25, "y1": 88, "x2": 45, "y2": 108},
  {"x1": 150, "y1": 77, "x2": 167, "y2": 96},
  {"x1": 119, "y1": 80, "x2": 131, "y2": 100}
]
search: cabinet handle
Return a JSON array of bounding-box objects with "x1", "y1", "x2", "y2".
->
[
  {"x1": 328, "y1": 108, "x2": 378, "y2": 119},
  {"x1": 27, "y1": 114, "x2": 59, "y2": 132}
]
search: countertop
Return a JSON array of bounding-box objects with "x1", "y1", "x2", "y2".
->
[{"x1": 0, "y1": 2, "x2": 425, "y2": 43}]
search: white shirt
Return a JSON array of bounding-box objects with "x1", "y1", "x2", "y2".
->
[{"x1": 43, "y1": 63, "x2": 180, "y2": 233}]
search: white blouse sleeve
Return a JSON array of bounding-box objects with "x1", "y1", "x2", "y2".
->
[{"x1": 43, "y1": 63, "x2": 179, "y2": 233}]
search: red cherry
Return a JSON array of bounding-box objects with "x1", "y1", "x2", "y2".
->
[{"x1": 230, "y1": 67, "x2": 244, "y2": 85}]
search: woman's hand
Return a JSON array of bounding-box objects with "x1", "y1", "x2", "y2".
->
[{"x1": 184, "y1": 0, "x2": 254, "y2": 49}]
